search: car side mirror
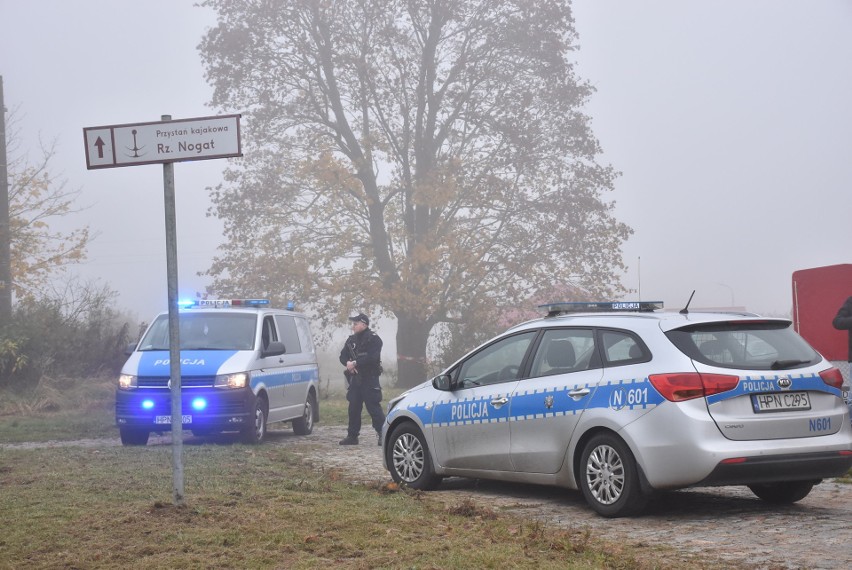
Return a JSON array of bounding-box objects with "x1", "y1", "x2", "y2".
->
[
  {"x1": 125, "y1": 342, "x2": 137, "y2": 356},
  {"x1": 263, "y1": 341, "x2": 286, "y2": 357},
  {"x1": 432, "y1": 373, "x2": 454, "y2": 391}
]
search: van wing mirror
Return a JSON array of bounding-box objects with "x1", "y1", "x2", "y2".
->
[
  {"x1": 263, "y1": 341, "x2": 286, "y2": 357},
  {"x1": 432, "y1": 373, "x2": 454, "y2": 391},
  {"x1": 125, "y1": 342, "x2": 137, "y2": 356}
]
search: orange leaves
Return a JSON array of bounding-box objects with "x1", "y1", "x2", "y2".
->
[
  {"x1": 6, "y1": 157, "x2": 91, "y2": 301},
  {"x1": 300, "y1": 152, "x2": 364, "y2": 201}
]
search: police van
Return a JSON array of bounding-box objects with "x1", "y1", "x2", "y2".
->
[{"x1": 115, "y1": 299, "x2": 320, "y2": 445}]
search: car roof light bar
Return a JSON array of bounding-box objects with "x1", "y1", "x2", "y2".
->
[
  {"x1": 180, "y1": 299, "x2": 271, "y2": 309},
  {"x1": 539, "y1": 301, "x2": 664, "y2": 317}
]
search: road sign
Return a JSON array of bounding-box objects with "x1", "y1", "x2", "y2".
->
[
  {"x1": 84, "y1": 113, "x2": 243, "y2": 504},
  {"x1": 83, "y1": 114, "x2": 241, "y2": 169}
]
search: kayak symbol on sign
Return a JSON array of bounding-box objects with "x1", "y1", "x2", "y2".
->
[{"x1": 125, "y1": 129, "x2": 145, "y2": 159}]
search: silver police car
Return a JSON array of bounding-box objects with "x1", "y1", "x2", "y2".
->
[{"x1": 382, "y1": 302, "x2": 852, "y2": 517}]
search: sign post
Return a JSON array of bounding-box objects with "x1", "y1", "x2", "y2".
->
[{"x1": 84, "y1": 114, "x2": 241, "y2": 505}]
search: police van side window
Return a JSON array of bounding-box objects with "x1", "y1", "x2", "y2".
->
[
  {"x1": 274, "y1": 315, "x2": 302, "y2": 354},
  {"x1": 294, "y1": 317, "x2": 315, "y2": 353},
  {"x1": 529, "y1": 329, "x2": 597, "y2": 378},
  {"x1": 261, "y1": 316, "x2": 278, "y2": 351}
]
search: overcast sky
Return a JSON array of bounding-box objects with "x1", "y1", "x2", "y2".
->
[{"x1": 2, "y1": 0, "x2": 851, "y2": 326}]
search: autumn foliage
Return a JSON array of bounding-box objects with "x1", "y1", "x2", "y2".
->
[{"x1": 200, "y1": 0, "x2": 631, "y2": 386}]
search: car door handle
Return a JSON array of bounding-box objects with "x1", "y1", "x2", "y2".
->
[
  {"x1": 568, "y1": 388, "x2": 591, "y2": 400},
  {"x1": 490, "y1": 397, "x2": 509, "y2": 408}
]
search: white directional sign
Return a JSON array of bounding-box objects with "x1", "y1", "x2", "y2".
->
[{"x1": 83, "y1": 114, "x2": 241, "y2": 169}]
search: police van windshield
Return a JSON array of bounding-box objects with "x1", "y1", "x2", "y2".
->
[{"x1": 138, "y1": 313, "x2": 257, "y2": 351}]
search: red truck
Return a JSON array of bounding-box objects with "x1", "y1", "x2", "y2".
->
[{"x1": 792, "y1": 264, "x2": 852, "y2": 413}]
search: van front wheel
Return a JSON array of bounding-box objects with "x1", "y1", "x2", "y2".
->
[
  {"x1": 241, "y1": 398, "x2": 267, "y2": 444},
  {"x1": 292, "y1": 392, "x2": 317, "y2": 435}
]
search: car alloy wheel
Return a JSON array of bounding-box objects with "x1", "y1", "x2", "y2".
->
[
  {"x1": 387, "y1": 423, "x2": 441, "y2": 490},
  {"x1": 393, "y1": 432, "x2": 425, "y2": 483},
  {"x1": 579, "y1": 433, "x2": 649, "y2": 517},
  {"x1": 585, "y1": 443, "x2": 625, "y2": 505}
]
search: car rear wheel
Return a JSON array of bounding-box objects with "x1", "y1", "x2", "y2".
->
[
  {"x1": 119, "y1": 427, "x2": 150, "y2": 446},
  {"x1": 292, "y1": 392, "x2": 317, "y2": 435},
  {"x1": 241, "y1": 397, "x2": 267, "y2": 444},
  {"x1": 386, "y1": 423, "x2": 441, "y2": 490},
  {"x1": 748, "y1": 480, "x2": 816, "y2": 504},
  {"x1": 579, "y1": 433, "x2": 649, "y2": 517}
]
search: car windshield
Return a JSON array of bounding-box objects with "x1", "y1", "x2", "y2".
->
[
  {"x1": 138, "y1": 313, "x2": 257, "y2": 350},
  {"x1": 665, "y1": 321, "x2": 820, "y2": 370}
]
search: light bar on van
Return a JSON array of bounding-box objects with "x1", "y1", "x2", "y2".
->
[
  {"x1": 181, "y1": 299, "x2": 271, "y2": 309},
  {"x1": 539, "y1": 301, "x2": 664, "y2": 317}
]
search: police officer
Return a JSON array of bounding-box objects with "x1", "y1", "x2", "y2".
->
[
  {"x1": 833, "y1": 295, "x2": 852, "y2": 366},
  {"x1": 339, "y1": 313, "x2": 385, "y2": 445},
  {"x1": 833, "y1": 296, "x2": 852, "y2": 414}
]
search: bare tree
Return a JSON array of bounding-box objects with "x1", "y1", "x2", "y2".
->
[
  {"x1": 2, "y1": 106, "x2": 90, "y2": 305},
  {"x1": 200, "y1": 0, "x2": 631, "y2": 386}
]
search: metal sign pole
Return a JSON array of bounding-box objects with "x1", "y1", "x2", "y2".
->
[{"x1": 162, "y1": 114, "x2": 184, "y2": 505}]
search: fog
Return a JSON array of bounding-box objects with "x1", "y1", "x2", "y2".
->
[{"x1": 2, "y1": 0, "x2": 851, "y2": 329}]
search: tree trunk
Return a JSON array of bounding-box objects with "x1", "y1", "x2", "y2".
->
[{"x1": 395, "y1": 314, "x2": 433, "y2": 389}]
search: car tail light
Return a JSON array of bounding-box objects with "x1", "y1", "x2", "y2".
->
[
  {"x1": 818, "y1": 367, "x2": 844, "y2": 389},
  {"x1": 648, "y1": 373, "x2": 739, "y2": 402}
]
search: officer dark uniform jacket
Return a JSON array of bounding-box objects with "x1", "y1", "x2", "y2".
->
[
  {"x1": 833, "y1": 296, "x2": 852, "y2": 362},
  {"x1": 339, "y1": 313, "x2": 385, "y2": 445}
]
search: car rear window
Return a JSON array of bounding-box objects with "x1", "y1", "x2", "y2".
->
[{"x1": 665, "y1": 321, "x2": 820, "y2": 370}]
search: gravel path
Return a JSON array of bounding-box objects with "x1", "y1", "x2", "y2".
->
[{"x1": 272, "y1": 426, "x2": 852, "y2": 570}]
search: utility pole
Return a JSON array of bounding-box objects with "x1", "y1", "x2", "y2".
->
[{"x1": 0, "y1": 76, "x2": 12, "y2": 322}]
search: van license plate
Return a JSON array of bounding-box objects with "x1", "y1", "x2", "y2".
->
[
  {"x1": 751, "y1": 392, "x2": 810, "y2": 413},
  {"x1": 154, "y1": 415, "x2": 192, "y2": 424}
]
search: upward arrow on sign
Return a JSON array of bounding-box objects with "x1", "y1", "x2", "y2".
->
[{"x1": 94, "y1": 136, "x2": 106, "y2": 159}]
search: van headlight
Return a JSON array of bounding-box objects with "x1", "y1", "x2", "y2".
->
[
  {"x1": 215, "y1": 372, "x2": 248, "y2": 389},
  {"x1": 118, "y1": 374, "x2": 137, "y2": 389}
]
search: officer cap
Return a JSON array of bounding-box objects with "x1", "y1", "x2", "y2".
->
[{"x1": 349, "y1": 313, "x2": 369, "y2": 326}]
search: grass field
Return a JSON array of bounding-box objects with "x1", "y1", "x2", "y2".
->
[{"x1": 0, "y1": 443, "x2": 632, "y2": 569}]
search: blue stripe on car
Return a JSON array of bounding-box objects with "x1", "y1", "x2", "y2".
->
[
  {"x1": 389, "y1": 373, "x2": 840, "y2": 428},
  {"x1": 251, "y1": 367, "x2": 319, "y2": 390},
  {"x1": 393, "y1": 377, "x2": 667, "y2": 428},
  {"x1": 706, "y1": 373, "x2": 840, "y2": 405}
]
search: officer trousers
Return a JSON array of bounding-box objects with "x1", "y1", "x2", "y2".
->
[{"x1": 346, "y1": 376, "x2": 385, "y2": 438}]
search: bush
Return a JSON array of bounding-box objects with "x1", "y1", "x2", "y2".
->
[{"x1": 0, "y1": 284, "x2": 134, "y2": 392}]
